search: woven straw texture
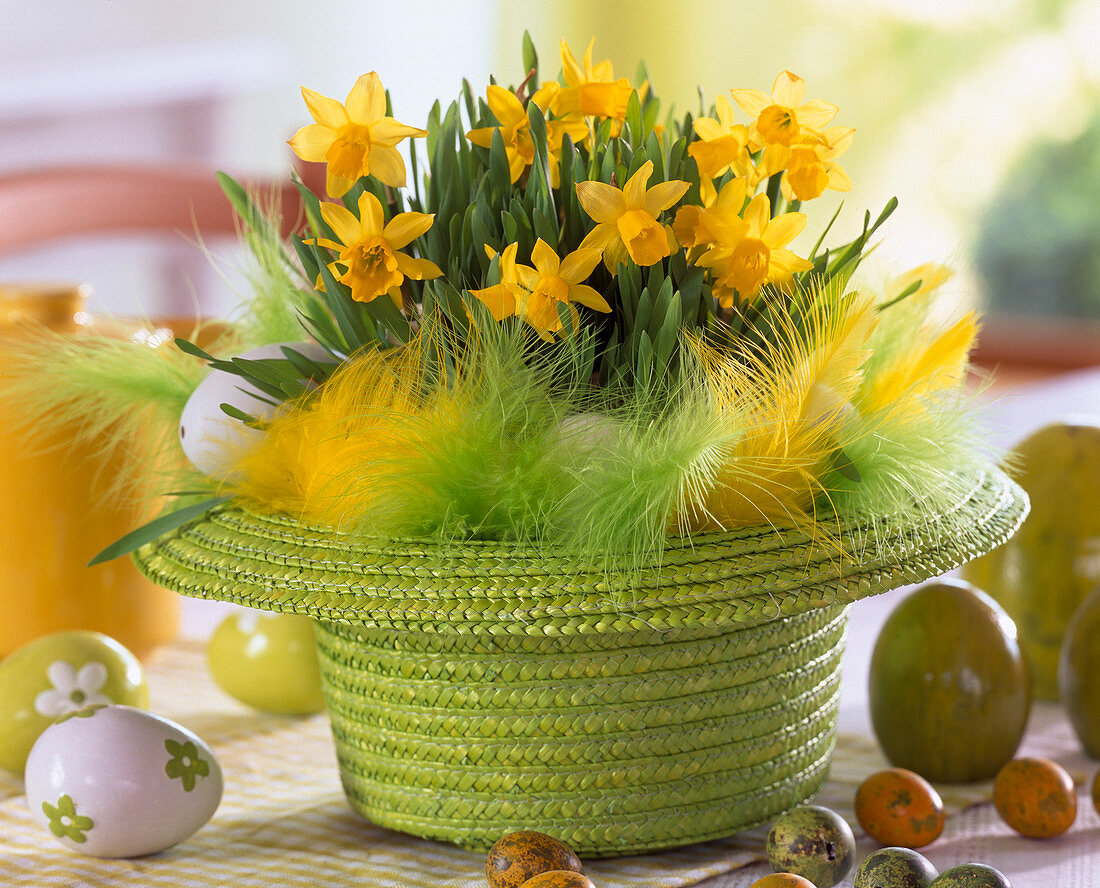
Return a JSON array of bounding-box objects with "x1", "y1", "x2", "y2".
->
[{"x1": 133, "y1": 465, "x2": 1028, "y2": 856}]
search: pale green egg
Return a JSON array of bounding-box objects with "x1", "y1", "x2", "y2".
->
[
  {"x1": 206, "y1": 610, "x2": 325, "y2": 715},
  {"x1": 0, "y1": 630, "x2": 148, "y2": 773}
]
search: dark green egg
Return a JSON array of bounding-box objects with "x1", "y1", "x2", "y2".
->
[
  {"x1": 929, "y1": 863, "x2": 1013, "y2": 888},
  {"x1": 766, "y1": 805, "x2": 856, "y2": 888},
  {"x1": 854, "y1": 847, "x2": 938, "y2": 888}
]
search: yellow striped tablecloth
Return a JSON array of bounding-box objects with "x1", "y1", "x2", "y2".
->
[{"x1": 0, "y1": 641, "x2": 990, "y2": 888}]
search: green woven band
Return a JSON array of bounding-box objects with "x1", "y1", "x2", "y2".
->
[{"x1": 134, "y1": 466, "x2": 1027, "y2": 634}]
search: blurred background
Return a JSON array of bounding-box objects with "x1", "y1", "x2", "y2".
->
[{"x1": 3, "y1": 0, "x2": 1099, "y2": 357}]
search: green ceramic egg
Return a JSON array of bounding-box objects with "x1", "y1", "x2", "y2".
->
[
  {"x1": 1058, "y1": 584, "x2": 1100, "y2": 757},
  {"x1": 207, "y1": 611, "x2": 325, "y2": 715},
  {"x1": 0, "y1": 630, "x2": 148, "y2": 773},
  {"x1": 854, "y1": 847, "x2": 938, "y2": 888},
  {"x1": 869, "y1": 579, "x2": 1030, "y2": 783},
  {"x1": 766, "y1": 805, "x2": 856, "y2": 888},
  {"x1": 929, "y1": 863, "x2": 1012, "y2": 888}
]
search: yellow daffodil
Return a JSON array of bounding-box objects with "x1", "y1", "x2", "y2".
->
[
  {"x1": 777, "y1": 127, "x2": 855, "y2": 202},
  {"x1": 289, "y1": 72, "x2": 426, "y2": 197},
  {"x1": 673, "y1": 177, "x2": 750, "y2": 251},
  {"x1": 552, "y1": 38, "x2": 635, "y2": 122},
  {"x1": 467, "y1": 84, "x2": 588, "y2": 185},
  {"x1": 729, "y1": 71, "x2": 838, "y2": 149},
  {"x1": 689, "y1": 96, "x2": 753, "y2": 205},
  {"x1": 697, "y1": 193, "x2": 813, "y2": 307},
  {"x1": 576, "y1": 161, "x2": 689, "y2": 273},
  {"x1": 469, "y1": 240, "x2": 610, "y2": 340},
  {"x1": 310, "y1": 192, "x2": 441, "y2": 308},
  {"x1": 516, "y1": 239, "x2": 610, "y2": 338}
]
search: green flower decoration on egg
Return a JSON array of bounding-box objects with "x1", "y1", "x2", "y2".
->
[
  {"x1": 43, "y1": 794, "x2": 93, "y2": 843},
  {"x1": 164, "y1": 739, "x2": 210, "y2": 792}
]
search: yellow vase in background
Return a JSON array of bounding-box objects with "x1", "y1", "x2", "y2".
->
[{"x1": 0, "y1": 284, "x2": 179, "y2": 660}]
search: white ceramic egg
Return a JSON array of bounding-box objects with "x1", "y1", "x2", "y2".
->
[
  {"x1": 178, "y1": 341, "x2": 332, "y2": 480},
  {"x1": 24, "y1": 704, "x2": 223, "y2": 858}
]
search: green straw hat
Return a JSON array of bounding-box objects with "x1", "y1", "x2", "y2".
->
[{"x1": 135, "y1": 464, "x2": 1026, "y2": 855}]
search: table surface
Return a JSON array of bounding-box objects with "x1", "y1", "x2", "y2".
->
[{"x1": 4, "y1": 366, "x2": 1100, "y2": 888}]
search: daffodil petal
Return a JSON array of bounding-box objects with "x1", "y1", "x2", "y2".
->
[
  {"x1": 515, "y1": 263, "x2": 540, "y2": 291},
  {"x1": 568, "y1": 284, "x2": 612, "y2": 313},
  {"x1": 371, "y1": 117, "x2": 427, "y2": 147},
  {"x1": 728, "y1": 88, "x2": 770, "y2": 119},
  {"x1": 288, "y1": 123, "x2": 335, "y2": 162},
  {"x1": 576, "y1": 180, "x2": 627, "y2": 223},
  {"x1": 383, "y1": 212, "x2": 435, "y2": 249},
  {"x1": 742, "y1": 194, "x2": 771, "y2": 235},
  {"x1": 693, "y1": 117, "x2": 726, "y2": 141},
  {"x1": 602, "y1": 238, "x2": 630, "y2": 274},
  {"x1": 578, "y1": 222, "x2": 619, "y2": 253},
  {"x1": 301, "y1": 87, "x2": 347, "y2": 129},
  {"x1": 486, "y1": 84, "x2": 525, "y2": 127},
  {"x1": 769, "y1": 248, "x2": 814, "y2": 274},
  {"x1": 394, "y1": 253, "x2": 442, "y2": 280},
  {"x1": 643, "y1": 179, "x2": 690, "y2": 216},
  {"x1": 356, "y1": 192, "x2": 386, "y2": 237},
  {"x1": 345, "y1": 72, "x2": 386, "y2": 124},
  {"x1": 470, "y1": 283, "x2": 517, "y2": 321},
  {"x1": 623, "y1": 161, "x2": 654, "y2": 208},
  {"x1": 560, "y1": 39, "x2": 584, "y2": 88},
  {"x1": 325, "y1": 172, "x2": 356, "y2": 199},
  {"x1": 796, "y1": 100, "x2": 839, "y2": 130},
  {"x1": 826, "y1": 163, "x2": 852, "y2": 191},
  {"x1": 764, "y1": 212, "x2": 807, "y2": 248},
  {"x1": 319, "y1": 201, "x2": 364, "y2": 245},
  {"x1": 530, "y1": 239, "x2": 560, "y2": 275},
  {"x1": 772, "y1": 72, "x2": 806, "y2": 108},
  {"x1": 558, "y1": 247, "x2": 601, "y2": 283},
  {"x1": 366, "y1": 144, "x2": 407, "y2": 188}
]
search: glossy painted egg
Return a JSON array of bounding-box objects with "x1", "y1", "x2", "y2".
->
[
  {"x1": 854, "y1": 847, "x2": 938, "y2": 888},
  {"x1": 869, "y1": 579, "x2": 1030, "y2": 783},
  {"x1": 929, "y1": 863, "x2": 1013, "y2": 888},
  {"x1": 519, "y1": 871, "x2": 595, "y2": 888},
  {"x1": 0, "y1": 631, "x2": 147, "y2": 773},
  {"x1": 207, "y1": 610, "x2": 325, "y2": 714},
  {"x1": 178, "y1": 341, "x2": 331, "y2": 480},
  {"x1": 485, "y1": 831, "x2": 583, "y2": 888},
  {"x1": 993, "y1": 756, "x2": 1076, "y2": 838},
  {"x1": 855, "y1": 767, "x2": 945, "y2": 848},
  {"x1": 750, "y1": 874, "x2": 818, "y2": 888},
  {"x1": 24, "y1": 704, "x2": 222, "y2": 857},
  {"x1": 765, "y1": 805, "x2": 856, "y2": 888}
]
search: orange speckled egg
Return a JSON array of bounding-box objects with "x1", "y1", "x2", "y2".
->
[
  {"x1": 485, "y1": 831, "x2": 583, "y2": 888},
  {"x1": 993, "y1": 757, "x2": 1077, "y2": 838},
  {"x1": 520, "y1": 871, "x2": 596, "y2": 888},
  {"x1": 750, "y1": 874, "x2": 818, "y2": 888},
  {"x1": 855, "y1": 767, "x2": 945, "y2": 848}
]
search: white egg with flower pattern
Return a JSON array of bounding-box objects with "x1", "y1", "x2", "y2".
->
[
  {"x1": 178, "y1": 341, "x2": 332, "y2": 480},
  {"x1": 24, "y1": 704, "x2": 222, "y2": 858}
]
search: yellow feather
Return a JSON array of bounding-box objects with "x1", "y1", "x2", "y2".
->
[
  {"x1": 677, "y1": 287, "x2": 877, "y2": 532},
  {"x1": 859, "y1": 311, "x2": 978, "y2": 416}
]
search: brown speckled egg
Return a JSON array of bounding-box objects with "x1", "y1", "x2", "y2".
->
[
  {"x1": 855, "y1": 768, "x2": 945, "y2": 848},
  {"x1": 1092, "y1": 769, "x2": 1100, "y2": 817},
  {"x1": 992, "y1": 757, "x2": 1076, "y2": 838},
  {"x1": 750, "y1": 873, "x2": 818, "y2": 887},
  {"x1": 766, "y1": 805, "x2": 856, "y2": 888},
  {"x1": 929, "y1": 863, "x2": 1013, "y2": 887},
  {"x1": 485, "y1": 831, "x2": 583, "y2": 888},
  {"x1": 520, "y1": 871, "x2": 595, "y2": 888}
]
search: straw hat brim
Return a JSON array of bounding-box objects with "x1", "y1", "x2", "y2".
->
[{"x1": 134, "y1": 465, "x2": 1027, "y2": 634}]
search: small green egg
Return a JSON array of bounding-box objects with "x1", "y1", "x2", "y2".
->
[
  {"x1": 0, "y1": 630, "x2": 147, "y2": 773},
  {"x1": 766, "y1": 805, "x2": 856, "y2": 888},
  {"x1": 929, "y1": 863, "x2": 1013, "y2": 888},
  {"x1": 207, "y1": 611, "x2": 325, "y2": 715},
  {"x1": 854, "y1": 847, "x2": 938, "y2": 888}
]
